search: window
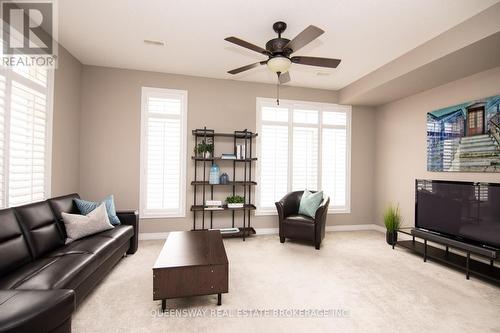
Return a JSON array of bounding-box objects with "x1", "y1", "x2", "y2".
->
[
  {"x1": 140, "y1": 87, "x2": 187, "y2": 218},
  {"x1": 256, "y1": 98, "x2": 351, "y2": 214},
  {"x1": 0, "y1": 65, "x2": 53, "y2": 208}
]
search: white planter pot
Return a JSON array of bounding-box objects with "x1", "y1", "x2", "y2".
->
[{"x1": 227, "y1": 203, "x2": 244, "y2": 209}]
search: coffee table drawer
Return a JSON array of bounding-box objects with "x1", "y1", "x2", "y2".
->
[{"x1": 153, "y1": 264, "x2": 228, "y2": 300}]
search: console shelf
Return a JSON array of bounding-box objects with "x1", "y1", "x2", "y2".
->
[
  {"x1": 191, "y1": 181, "x2": 257, "y2": 186},
  {"x1": 190, "y1": 204, "x2": 256, "y2": 211},
  {"x1": 395, "y1": 228, "x2": 500, "y2": 284},
  {"x1": 191, "y1": 157, "x2": 257, "y2": 162}
]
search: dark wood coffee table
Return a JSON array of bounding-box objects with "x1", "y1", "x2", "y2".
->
[{"x1": 153, "y1": 230, "x2": 228, "y2": 310}]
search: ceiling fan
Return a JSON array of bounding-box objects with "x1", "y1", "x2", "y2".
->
[{"x1": 225, "y1": 21, "x2": 341, "y2": 84}]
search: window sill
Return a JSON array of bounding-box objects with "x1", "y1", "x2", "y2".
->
[
  {"x1": 139, "y1": 212, "x2": 186, "y2": 219},
  {"x1": 255, "y1": 208, "x2": 350, "y2": 216},
  {"x1": 255, "y1": 210, "x2": 277, "y2": 216}
]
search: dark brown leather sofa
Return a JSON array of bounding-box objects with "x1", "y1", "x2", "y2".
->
[
  {"x1": 275, "y1": 191, "x2": 330, "y2": 249},
  {"x1": 0, "y1": 193, "x2": 138, "y2": 333}
]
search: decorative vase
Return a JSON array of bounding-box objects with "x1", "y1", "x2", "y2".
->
[
  {"x1": 203, "y1": 151, "x2": 211, "y2": 159},
  {"x1": 386, "y1": 230, "x2": 398, "y2": 245},
  {"x1": 220, "y1": 173, "x2": 229, "y2": 184},
  {"x1": 209, "y1": 164, "x2": 220, "y2": 184}
]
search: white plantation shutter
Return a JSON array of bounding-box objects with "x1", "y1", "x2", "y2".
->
[
  {"x1": 140, "y1": 88, "x2": 187, "y2": 218},
  {"x1": 0, "y1": 65, "x2": 53, "y2": 208},
  {"x1": 260, "y1": 123, "x2": 288, "y2": 210},
  {"x1": 321, "y1": 110, "x2": 349, "y2": 210},
  {"x1": 0, "y1": 75, "x2": 6, "y2": 207},
  {"x1": 9, "y1": 82, "x2": 47, "y2": 206},
  {"x1": 322, "y1": 128, "x2": 347, "y2": 208},
  {"x1": 257, "y1": 99, "x2": 351, "y2": 214}
]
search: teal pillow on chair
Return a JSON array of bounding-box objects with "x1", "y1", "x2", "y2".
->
[
  {"x1": 298, "y1": 190, "x2": 323, "y2": 218},
  {"x1": 74, "y1": 195, "x2": 121, "y2": 225}
]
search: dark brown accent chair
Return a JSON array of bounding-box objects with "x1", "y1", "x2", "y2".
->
[{"x1": 275, "y1": 191, "x2": 330, "y2": 250}]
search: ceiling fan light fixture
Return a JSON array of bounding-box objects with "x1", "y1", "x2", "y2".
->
[{"x1": 267, "y1": 56, "x2": 291, "y2": 73}]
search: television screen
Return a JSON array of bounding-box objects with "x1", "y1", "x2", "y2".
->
[{"x1": 415, "y1": 180, "x2": 500, "y2": 249}]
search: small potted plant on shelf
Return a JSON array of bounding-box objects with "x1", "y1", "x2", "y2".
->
[
  {"x1": 194, "y1": 140, "x2": 214, "y2": 159},
  {"x1": 384, "y1": 204, "x2": 401, "y2": 245},
  {"x1": 226, "y1": 195, "x2": 244, "y2": 208}
]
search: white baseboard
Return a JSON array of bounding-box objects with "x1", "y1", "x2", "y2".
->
[
  {"x1": 139, "y1": 232, "x2": 169, "y2": 240},
  {"x1": 139, "y1": 224, "x2": 384, "y2": 240},
  {"x1": 327, "y1": 224, "x2": 386, "y2": 233}
]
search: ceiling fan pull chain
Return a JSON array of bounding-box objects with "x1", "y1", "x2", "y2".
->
[{"x1": 276, "y1": 73, "x2": 280, "y2": 105}]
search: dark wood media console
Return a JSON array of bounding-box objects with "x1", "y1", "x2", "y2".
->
[{"x1": 395, "y1": 228, "x2": 500, "y2": 283}]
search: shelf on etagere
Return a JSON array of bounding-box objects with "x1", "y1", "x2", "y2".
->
[
  {"x1": 191, "y1": 156, "x2": 257, "y2": 162},
  {"x1": 221, "y1": 227, "x2": 256, "y2": 238},
  {"x1": 192, "y1": 129, "x2": 258, "y2": 138},
  {"x1": 191, "y1": 181, "x2": 257, "y2": 186},
  {"x1": 190, "y1": 204, "x2": 256, "y2": 212},
  {"x1": 190, "y1": 227, "x2": 257, "y2": 238}
]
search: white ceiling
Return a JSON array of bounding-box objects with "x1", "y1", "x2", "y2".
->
[{"x1": 58, "y1": 0, "x2": 499, "y2": 90}]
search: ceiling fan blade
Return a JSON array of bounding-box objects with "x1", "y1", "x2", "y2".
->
[
  {"x1": 227, "y1": 61, "x2": 266, "y2": 75},
  {"x1": 291, "y1": 56, "x2": 341, "y2": 68},
  {"x1": 279, "y1": 71, "x2": 290, "y2": 84},
  {"x1": 284, "y1": 25, "x2": 324, "y2": 53},
  {"x1": 225, "y1": 36, "x2": 269, "y2": 55}
]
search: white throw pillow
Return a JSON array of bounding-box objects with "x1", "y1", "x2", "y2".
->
[{"x1": 62, "y1": 203, "x2": 114, "y2": 244}]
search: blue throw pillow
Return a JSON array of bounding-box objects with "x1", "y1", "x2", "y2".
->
[
  {"x1": 298, "y1": 190, "x2": 323, "y2": 218},
  {"x1": 74, "y1": 195, "x2": 121, "y2": 225}
]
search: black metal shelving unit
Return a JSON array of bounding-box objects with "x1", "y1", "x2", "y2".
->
[{"x1": 191, "y1": 127, "x2": 258, "y2": 241}]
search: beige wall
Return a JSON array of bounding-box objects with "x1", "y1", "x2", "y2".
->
[
  {"x1": 79, "y1": 66, "x2": 376, "y2": 233},
  {"x1": 374, "y1": 66, "x2": 500, "y2": 227},
  {"x1": 51, "y1": 46, "x2": 82, "y2": 196},
  {"x1": 51, "y1": 32, "x2": 500, "y2": 234}
]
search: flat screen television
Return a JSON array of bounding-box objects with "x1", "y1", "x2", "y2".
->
[{"x1": 415, "y1": 179, "x2": 500, "y2": 249}]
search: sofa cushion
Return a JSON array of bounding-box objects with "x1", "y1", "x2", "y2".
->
[
  {"x1": 14, "y1": 201, "x2": 64, "y2": 259},
  {"x1": 0, "y1": 257, "x2": 58, "y2": 290},
  {"x1": 48, "y1": 236, "x2": 117, "y2": 259},
  {"x1": 0, "y1": 233, "x2": 127, "y2": 291},
  {"x1": 74, "y1": 195, "x2": 121, "y2": 226},
  {"x1": 62, "y1": 203, "x2": 114, "y2": 243},
  {"x1": 0, "y1": 209, "x2": 32, "y2": 277},
  {"x1": 47, "y1": 193, "x2": 80, "y2": 238},
  {"x1": 0, "y1": 289, "x2": 75, "y2": 333},
  {"x1": 9, "y1": 253, "x2": 95, "y2": 290},
  {"x1": 298, "y1": 190, "x2": 323, "y2": 218},
  {"x1": 284, "y1": 214, "x2": 315, "y2": 224},
  {"x1": 282, "y1": 214, "x2": 316, "y2": 241},
  {"x1": 96, "y1": 225, "x2": 134, "y2": 244}
]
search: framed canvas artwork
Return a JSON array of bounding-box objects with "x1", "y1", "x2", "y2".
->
[{"x1": 427, "y1": 95, "x2": 500, "y2": 172}]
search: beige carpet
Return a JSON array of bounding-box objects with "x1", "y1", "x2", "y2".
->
[{"x1": 73, "y1": 231, "x2": 500, "y2": 333}]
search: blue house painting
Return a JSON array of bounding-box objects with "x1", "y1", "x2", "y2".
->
[{"x1": 427, "y1": 95, "x2": 500, "y2": 172}]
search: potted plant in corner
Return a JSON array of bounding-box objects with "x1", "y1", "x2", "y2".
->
[
  {"x1": 226, "y1": 195, "x2": 244, "y2": 209},
  {"x1": 194, "y1": 140, "x2": 214, "y2": 159},
  {"x1": 384, "y1": 204, "x2": 401, "y2": 245}
]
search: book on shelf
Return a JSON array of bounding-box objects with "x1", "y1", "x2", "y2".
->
[
  {"x1": 205, "y1": 200, "x2": 223, "y2": 210},
  {"x1": 209, "y1": 227, "x2": 240, "y2": 234},
  {"x1": 221, "y1": 153, "x2": 236, "y2": 160},
  {"x1": 236, "y1": 144, "x2": 246, "y2": 159}
]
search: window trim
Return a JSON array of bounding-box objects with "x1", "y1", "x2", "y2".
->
[
  {"x1": 255, "y1": 97, "x2": 351, "y2": 216},
  {"x1": 139, "y1": 87, "x2": 187, "y2": 219},
  {"x1": 0, "y1": 66, "x2": 54, "y2": 207}
]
